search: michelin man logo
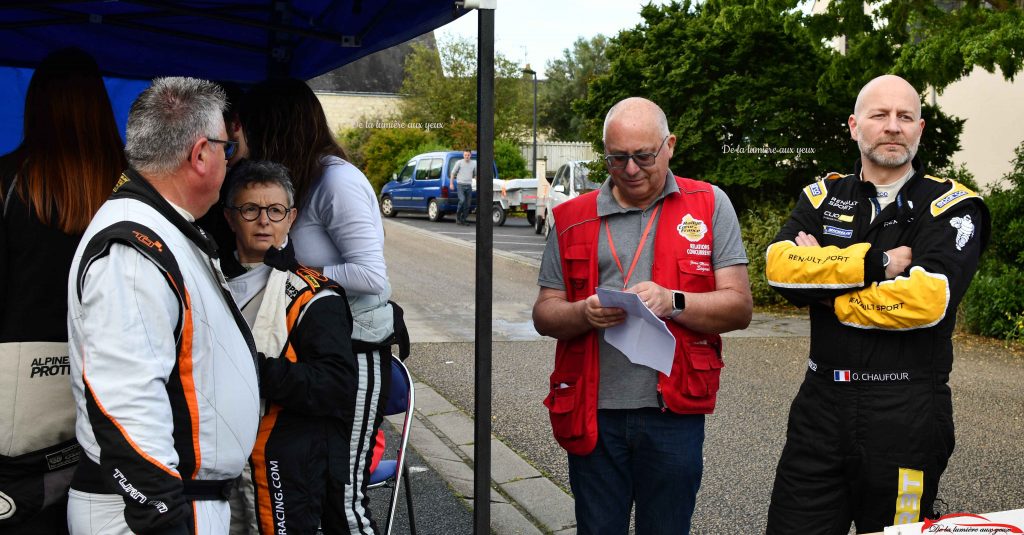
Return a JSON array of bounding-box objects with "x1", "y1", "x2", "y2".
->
[{"x1": 949, "y1": 215, "x2": 975, "y2": 251}]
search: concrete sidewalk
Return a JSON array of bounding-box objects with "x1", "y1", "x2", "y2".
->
[
  {"x1": 388, "y1": 307, "x2": 810, "y2": 535},
  {"x1": 388, "y1": 376, "x2": 577, "y2": 535}
]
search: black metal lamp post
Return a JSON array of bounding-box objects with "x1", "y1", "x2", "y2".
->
[{"x1": 522, "y1": 64, "x2": 538, "y2": 178}]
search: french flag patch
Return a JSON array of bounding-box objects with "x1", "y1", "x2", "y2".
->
[{"x1": 834, "y1": 370, "x2": 851, "y2": 382}]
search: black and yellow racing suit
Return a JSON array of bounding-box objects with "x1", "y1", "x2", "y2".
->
[{"x1": 764, "y1": 157, "x2": 990, "y2": 534}]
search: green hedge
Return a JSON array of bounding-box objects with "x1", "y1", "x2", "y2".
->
[
  {"x1": 961, "y1": 262, "x2": 1024, "y2": 340},
  {"x1": 740, "y1": 200, "x2": 793, "y2": 308},
  {"x1": 958, "y1": 142, "x2": 1024, "y2": 341}
]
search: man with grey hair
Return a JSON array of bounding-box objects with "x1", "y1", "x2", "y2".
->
[
  {"x1": 765, "y1": 74, "x2": 990, "y2": 533},
  {"x1": 533, "y1": 96, "x2": 752, "y2": 533},
  {"x1": 66, "y1": 77, "x2": 259, "y2": 534}
]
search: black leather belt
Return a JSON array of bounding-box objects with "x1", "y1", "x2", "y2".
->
[
  {"x1": 181, "y1": 478, "x2": 237, "y2": 501},
  {"x1": 71, "y1": 456, "x2": 237, "y2": 501}
]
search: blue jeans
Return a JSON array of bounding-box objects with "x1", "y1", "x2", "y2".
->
[
  {"x1": 568, "y1": 409, "x2": 705, "y2": 535},
  {"x1": 456, "y1": 183, "x2": 472, "y2": 223}
]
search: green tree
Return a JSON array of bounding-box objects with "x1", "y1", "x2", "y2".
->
[
  {"x1": 400, "y1": 36, "x2": 531, "y2": 144},
  {"x1": 539, "y1": 35, "x2": 611, "y2": 141},
  {"x1": 576, "y1": 0, "x2": 965, "y2": 209},
  {"x1": 354, "y1": 127, "x2": 445, "y2": 192},
  {"x1": 810, "y1": 0, "x2": 1024, "y2": 91}
]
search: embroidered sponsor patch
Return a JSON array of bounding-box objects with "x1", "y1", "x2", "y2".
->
[
  {"x1": 804, "y1": 180, "x2": 829, "y2": 209},
  {"x1": 893, "y1": 467, "x2": 924, "y2": 525},
  {"x1": 295, "y1": 266, "x2": 328, "y2": 290},
  {"x1": 822, "y1": 225, "x2": 853, "y2": 239},
  {"x1": 950, "y1": 214, "x2": 975, "y2": 251},
  {"x1": 113, "y1": 173, "x2": 131, "y2": 192},
  {"x1": 936, "y1": 190, "x2": 967, "y2": 209},
  {"x1": 676, "y1": 214, "x2": 708, "y2": 242},
  {"x1": 824, "y1": 210, "x2": 854, "y2": 223},
  {"x1": 686, "y1": 242, "x2": 712, "y2": 257},
  {"x1": 132, "y1": 230, "x2": 164, "y2": 252},
  {"x1": 685, "y1": 259, "x2": 712, "y2": 273},
  {"x1": 45, "y1": 443, "x2": 81, "y2": 470},
  {"x1": 828, "y1": 197, "x2": 857, "y2": 211},
  {"x1": 931, "y1": 180, "x2": 978, "y2": 217}
]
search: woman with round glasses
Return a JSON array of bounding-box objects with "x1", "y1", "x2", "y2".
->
[
  {"x1": 239, "y1": 79, "x2": 393, "y2": 535},
  {"x1": 223, "y1": 160, "x2": 362, "y2": 535}
]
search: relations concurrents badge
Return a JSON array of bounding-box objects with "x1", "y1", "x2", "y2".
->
[{"x1": 677, "y1": 214, "x2": 707, "y2": 242}]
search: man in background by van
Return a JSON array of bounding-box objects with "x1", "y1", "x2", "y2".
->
[{"x1": 450, "y1": 150, "x2": 476, "y2": 225}]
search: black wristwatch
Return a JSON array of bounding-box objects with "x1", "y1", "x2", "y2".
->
[
  {"x1": 669, "y1": 291, "x2": 686, "y2": 318},
  {"x1": 882, "y1": 252, "x2": 891, "y2": 268}
]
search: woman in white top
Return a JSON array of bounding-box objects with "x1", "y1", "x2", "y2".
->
[{"x1": 239, "y1": 79, "x2": 392, "y2": 535}]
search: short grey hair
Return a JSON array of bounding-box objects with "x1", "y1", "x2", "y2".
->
[
  {"x1": 602, "y1": 97, "x2": 670, "y2": 142},
  {"x1": 225, "y1": 160, "x2": 296, "y2": 208},
  {"x1": 125, "y1": 77, "x2": 226, "y2": 175}
]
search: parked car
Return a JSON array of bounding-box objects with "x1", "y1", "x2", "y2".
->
[
  {"x1": 378, "y1": 151, "x2": 499, "y2": 222},
  {"x1": 492, "y1": 178, "x2": 538, "y2": 226},
  {"x1": 534, "y1": 160, "x2": 602, "y2": 237}
]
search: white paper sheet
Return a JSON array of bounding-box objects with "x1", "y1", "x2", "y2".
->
[{"x1": 595, "y1": 287, "x2": 677, "y2": 376}]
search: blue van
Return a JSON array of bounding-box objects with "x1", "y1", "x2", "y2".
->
[{"x1": 378, "y1": 151, "x2": 497, "y2": 222}]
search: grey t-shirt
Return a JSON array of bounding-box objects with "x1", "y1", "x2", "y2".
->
[
  {"x1": 537, "y1": 172, "x2": 748, "y2": 409},
  {"x1": 452, "y1": 159, "x2": 476, "y2": 185}
]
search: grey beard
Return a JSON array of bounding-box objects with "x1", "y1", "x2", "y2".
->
[{"x1": 860, "y1": 138, "x2": 919, "y2": 168}]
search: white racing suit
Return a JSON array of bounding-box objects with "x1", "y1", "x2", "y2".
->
[{"x1": 66, "y1": 170, "x2": 260, "y2": 534}]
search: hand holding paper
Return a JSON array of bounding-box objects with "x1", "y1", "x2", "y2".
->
[{"x1": 595, "y1": 287, "x2": 677, "y2": 376}]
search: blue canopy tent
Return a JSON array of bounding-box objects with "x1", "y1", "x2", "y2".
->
[
  {"x1": 0, "y1": 0, "x2": 466, "y2": 150},
  {"x1": 0, "y1": 1, "x2": 498, "y2": 530}
]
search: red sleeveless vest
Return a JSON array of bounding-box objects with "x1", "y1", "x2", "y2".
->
[{"x1": 544, "y1": 176, "x2": 723, "y2": 455}]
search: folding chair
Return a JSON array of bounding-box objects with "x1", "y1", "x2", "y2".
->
[{"x1": 368, "y1": 355, "x2": 416, "y2": 535}]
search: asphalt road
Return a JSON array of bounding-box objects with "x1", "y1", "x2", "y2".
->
[
  {"x1": 382, "y1": 211, "x2": 547, "y2": 263},
  {"x1": 382, "y1": 218, "x2": 1024, "y2": 533}
]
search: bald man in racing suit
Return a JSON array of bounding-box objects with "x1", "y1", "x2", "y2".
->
[{"x1": 764, "y1": 75, "x2": 990, "y2": 534}]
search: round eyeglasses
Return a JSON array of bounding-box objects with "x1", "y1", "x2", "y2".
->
[{"x1": 230, "y1": 203, "x2": 291, "y2": 222}]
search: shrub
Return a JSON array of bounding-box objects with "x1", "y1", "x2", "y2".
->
[
  {"x1": 982, "y1": 143, "x2": 1024, "y2": 266},
  {"x1": 740, "y1": 199, "x2": 793, "y2": 307},
  {"x1": 337, "y1": 126, "x2": 371, "y2": 171},
  {"x1": 961, "y1": 262, "x2": 1024, "y2": 341},
  {"x1": 360, "y1": 128, "x2": 444, "y2": 192},
  {"x1": 959, "y1": 141, "x2": 1024, "y2": 340},
  {"x1": 494, "y1": 139, "x2": 529, "y2": 179}
]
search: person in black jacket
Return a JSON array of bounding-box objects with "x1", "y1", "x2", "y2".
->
[
  {"x1": 224, "y1": 160, "x2": 384, "y2": 535},
  {"x1": 764, "y1": 74, "x2": 990, "y2": 534},
  {"x1": 0, "y1": 47, "x2": 126, "y2": 535}
]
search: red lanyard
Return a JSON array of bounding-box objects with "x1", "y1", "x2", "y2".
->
[{"x1": 605, "y1": 204, "x2": 661, "y2": 290}]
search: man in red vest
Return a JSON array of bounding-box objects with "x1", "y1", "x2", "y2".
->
[{"x1": 533, "y1": 97, "x2": 753, "y2": 534}]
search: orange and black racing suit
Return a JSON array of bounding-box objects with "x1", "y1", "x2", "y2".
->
[{"x1": 764, "y1": 158, "x2": 990, "y2": 534}]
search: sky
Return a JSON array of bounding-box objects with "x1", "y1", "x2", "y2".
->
[{"x1": 435, "y1": 1, "x2": 673, "y2": 79}]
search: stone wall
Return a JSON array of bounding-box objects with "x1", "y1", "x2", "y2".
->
[{"x1": 317, "y1": 91, "x2": 404, "y2": 135}]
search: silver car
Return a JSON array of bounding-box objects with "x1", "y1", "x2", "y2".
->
[{"x1": 534, "y1": 160, "x2": 603, "y2": 238}]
